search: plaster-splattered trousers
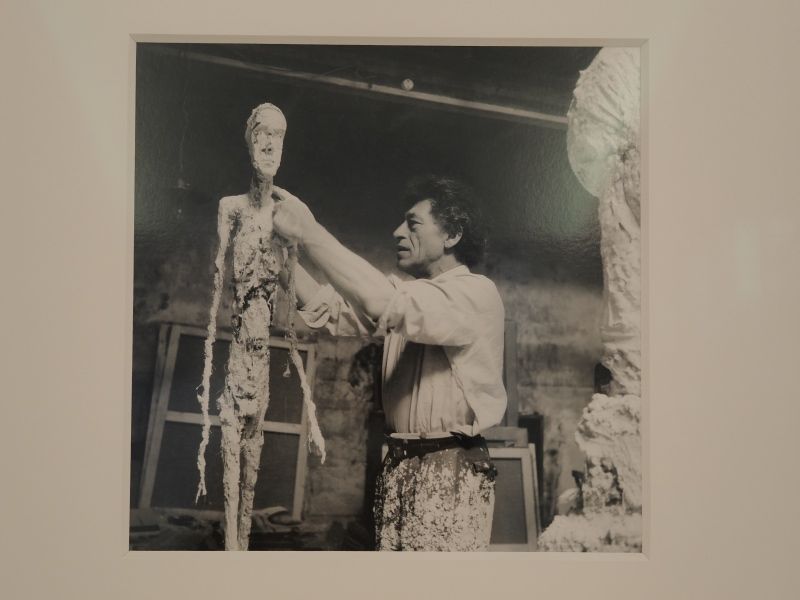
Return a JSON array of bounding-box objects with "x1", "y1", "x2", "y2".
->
[{"x1": 374, "y1": 434, "x2": 496, "y2": 551}]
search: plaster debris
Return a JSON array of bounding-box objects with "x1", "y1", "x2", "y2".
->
[
  {"x1": 539, "y1": 512, "x2": 642, "y2": 553},
  {"x1": 577, "y1": 394, "x2": 642, "y2": 511}
]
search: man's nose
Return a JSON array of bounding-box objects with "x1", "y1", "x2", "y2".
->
[{"x1": 393, "y1": 223, "x2": 406, "y2": 238}]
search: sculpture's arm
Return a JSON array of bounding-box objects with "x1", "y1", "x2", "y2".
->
[{"x1": 195, "y1": 197, "x2": 236, "y2": 501}]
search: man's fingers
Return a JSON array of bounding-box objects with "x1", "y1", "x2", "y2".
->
[
  {"x1": 271, "y1": 186, "x2": 287, "y2": 204},
  {"x1": 272, "y1": 200, "x2": 305, "y2": 242},
  {"x1": 272, "y1": 185, "x2": 298, "y2": 203},
  {"x1": 273, "y1": 186, "x2": 308, "y2": 209}
]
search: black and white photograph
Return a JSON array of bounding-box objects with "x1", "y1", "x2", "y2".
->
[{"x1": 130, "y1": 42, "x2": 643, "y2": 552}]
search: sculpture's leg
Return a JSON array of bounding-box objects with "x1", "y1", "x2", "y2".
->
[
  {"x1": 237, "y1": 415, "x2": 265, "y2": 549},
  {"x1": 218, "y1": 389, "x2": 242, "y2": 550},
  {"x1": 232, "y1": 298, "x2": 272, "y2": 550}
]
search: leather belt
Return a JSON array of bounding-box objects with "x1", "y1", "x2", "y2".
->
[{"x1": 385, "y1": 432, "x2": 485, "y2": 460}]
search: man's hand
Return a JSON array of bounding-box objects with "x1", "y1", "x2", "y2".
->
[
  {"x1": 272, "y1": 186, "x2": 316, "y2": 243},
  {"x1": 272, "y1": 185, "x2": 394, "y2": 320}
]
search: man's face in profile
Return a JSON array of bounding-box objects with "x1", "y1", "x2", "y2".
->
[
  {"x1": 393, "y1": 199, "x2": 450, "y2": 277},
  {"x1": 249, "y1": 108, "x2": 286, "y2": 178}
]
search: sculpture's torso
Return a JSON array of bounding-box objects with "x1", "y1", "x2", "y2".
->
[{"x1": 225, "y1": 194, "x2": 281, "y2": 418}]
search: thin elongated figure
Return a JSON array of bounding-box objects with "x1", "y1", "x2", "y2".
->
[{"x1": 196, "y1": 103, "x2": 324, "y2": 550}]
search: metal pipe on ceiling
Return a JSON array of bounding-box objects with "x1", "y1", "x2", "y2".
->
[{"x1": 151, "y1": 46, "x2": 568, "y2": 129}]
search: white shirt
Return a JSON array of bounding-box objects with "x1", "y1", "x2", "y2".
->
[{"x1": 298, "y1": 265, "x2": 507, "y2": 435}]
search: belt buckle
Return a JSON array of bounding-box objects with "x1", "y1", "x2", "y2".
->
[
  {"x1": 400, "y1": 438, "x2": 410, "y2": 459},
  {"x1": 389, "y1": 438, "x2": 408, "y2": 460}
]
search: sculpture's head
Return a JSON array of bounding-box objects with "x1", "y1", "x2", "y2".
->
[{"x1": 245, "y1": 102, "x2": 286, "y2": 178}]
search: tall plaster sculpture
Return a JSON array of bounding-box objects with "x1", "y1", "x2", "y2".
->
[
  {"x1": 195, "y1": 103, "x2": 325, "y2": 551},
  {"x1": 539, "y1": 48, "x2": 643, "y2": 551}
]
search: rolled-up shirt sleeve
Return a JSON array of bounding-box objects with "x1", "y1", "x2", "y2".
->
[
  {"x1": 376, "y1": 277, "x2": 489, "y2": 346},
  {"x1": 297, "y1": 284, "x2": 377, "y2": 338}
]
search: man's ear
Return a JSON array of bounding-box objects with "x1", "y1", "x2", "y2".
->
[{"x1": 443, "y1": 229, "x2": 463, "y2": 249}]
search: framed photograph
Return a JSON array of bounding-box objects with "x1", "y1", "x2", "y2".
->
[{"x1": 130, "y1": 40, "x2": 640, "y2": 552}]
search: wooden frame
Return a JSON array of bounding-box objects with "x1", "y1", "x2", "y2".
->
[
  {"x1": 138, "y1": 323, "x2": 316, "y2": 520},
  {"x1": 488, "y1": 444, "x2": 541, "y2": 552},
  {"x1": 482, "y1": 425, "x2": 529, "y2": 448}
]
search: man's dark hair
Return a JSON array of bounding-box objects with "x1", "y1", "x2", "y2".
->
[{"x1": 402, "y1": 175, "x2": 487, "y2": 268}]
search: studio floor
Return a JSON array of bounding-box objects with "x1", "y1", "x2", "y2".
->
[{"x1": 129, "y1": 508, "x2": 373, "y2": 551}]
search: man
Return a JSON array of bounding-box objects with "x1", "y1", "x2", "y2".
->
[{"x1": 273, "y1": 176, "x2": 507, "y2": 551}]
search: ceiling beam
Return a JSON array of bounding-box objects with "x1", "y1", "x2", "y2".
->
[{"x1": 151, "y1": 46, "x2": 568, "y2": 130}]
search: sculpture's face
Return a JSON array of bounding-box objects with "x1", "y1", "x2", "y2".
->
[{"x1": 249, "y1": 108, "x2": 286, "y2": 178}]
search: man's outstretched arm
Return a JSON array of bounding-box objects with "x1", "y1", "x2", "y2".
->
[
  {"x1": 292, "y1": 263, "x2": 322, "y2": 308},
  {"x1": 273, "y1": 188, "x2": 395, "y2": 320}
]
